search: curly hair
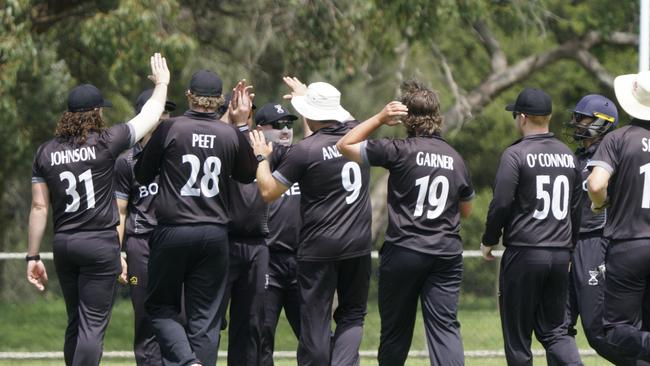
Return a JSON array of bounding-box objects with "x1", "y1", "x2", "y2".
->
[
  {"x1": 400, "y1": 80, "x2": 443, "y2": 137},
  {"x1": 55, "y1": 109, "x2": 105, "y2": 144},
  {"x1": 186, "y1": 91, "x2": 225, "y2": 111}
]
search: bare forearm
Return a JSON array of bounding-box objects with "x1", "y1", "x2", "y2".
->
[
  {"x1": 27, "y1": 207, "x2": 48, "y2": 256},
  {"x1": 337, "y1": 114, "x2": 383, "y2": 163},
  {"x1": 127, "y1": 84, "x2": 166, "y2": 142},
  {"x1": 256, "y1": 161, "x2": 287, "y2": 202}
]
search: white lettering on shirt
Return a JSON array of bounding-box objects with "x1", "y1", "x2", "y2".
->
[
  {"x1": 415, "y1": 152, "x2": 454, "y2": 170},
  {"x1": 322, "y1": 145, "x2": 342, "y2": 160},
  {"x1": 192, "y1": 134, "x2": 216, "y2": 149},
  {"x1": 525, "y1": 153, "x2": 575, "y2": 168},
  {"x1": 50, "y1": 147, "x2": 97, "y2": 166},
  {"x1": 642, "y1": 137, "x2": 649, "y2": 152}
]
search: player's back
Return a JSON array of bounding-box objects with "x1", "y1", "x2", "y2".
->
[
  {"x1": 135, "y1": 111, "x2": 256, "y2": 226},
  {"x1": 32, "y1": 124, "x2": 132, "y2": 232}
]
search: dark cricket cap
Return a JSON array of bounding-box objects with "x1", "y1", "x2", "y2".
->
[
  {"x1": 188, "y1": 69, "x2": 223, "y2": 97},
  {"x1": 505, "y1": 87, "x2": 552, "y2": 116},
  {"x1": 255, "y1": 102, "x2": 298, "y2": 125},
  {"x1": 67, "y1": 84, "x2": 112, "y2": 112},
  {"x1": 133, "y1": 89, "x2": 177, "y2": 114}
]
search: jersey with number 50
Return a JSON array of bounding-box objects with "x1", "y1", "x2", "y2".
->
[
  {"x1": 272, "y1": 121, "x2": 372, "y2": 261},
  {"x1": 134, "y1": 110, "x2": 257, "y2": 226},
  {"x1": 588, "y1": 120, "x2": 650, "y2": 240},
  {"x1": 482, "y1": 133, "x2": 582, "y2": 248},
  {"x1": 32, "y1": 124, "x2": 134, "y2": 232}
]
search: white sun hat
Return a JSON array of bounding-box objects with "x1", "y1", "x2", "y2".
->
[
  {"x1": 614, "y1": 71, "x2": 650, "y2": 120},
  {"x1": 291, "y1": 82, "x2": 351, "y2": 122}
]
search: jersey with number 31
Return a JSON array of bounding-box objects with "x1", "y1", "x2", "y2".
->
[
  {"x1": 31, "y1": 124, "x2": 133, "y2": 232},
  {"x1": 272, "y1": 121, "x2": 372, "y2": 261},
  {"x1": 588, "y1": 120, "x2": 650, "y2": 240}
]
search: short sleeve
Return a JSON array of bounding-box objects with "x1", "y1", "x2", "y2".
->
[
  {"x1": 362, "y1": 138, "x2": 400, "y2": 168},
  {"x1": 273, "y1": 142, "x2": 309, "y2": 187},
  {"x1": 587, "y1": 132, "x2": 619, "y2": 174},
  {"x1": 31, "y1": 146, "x2": 46, "y2": 184},
  {"x1": 105, "y1": 124, "x2": 134, "y2": 158},
  {"x1": 458, "y1": 162, "x2": 475, "y2": 202},
  {"x1": 114, "y1": 155, "x2": 132, "y2": 201}
]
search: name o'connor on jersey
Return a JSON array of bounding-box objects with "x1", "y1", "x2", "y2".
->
[
  {"x1": 416, "y1": 152, "x2": 454, "y2": 170},
  {"x1": 50, "y1": 146, "x2": 97, "y2": 166},
  {"x1": 525, "y1": 153, "x2": 576, "y2": 168}
]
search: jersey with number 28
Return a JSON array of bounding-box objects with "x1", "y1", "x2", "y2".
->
[
  {"x1": 588, "y1": 120, "x2": 650, "y2": 240},
  {"x1": 272, "y1": 121, "x2": 372, "y2": 261},
  {"x1": 31, "y1": 124, "x2": 133, "y2": 233}
]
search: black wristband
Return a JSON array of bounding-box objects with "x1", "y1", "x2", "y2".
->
[
  {"x1": 25, "y1": 254, "x2": 41, "y2": 262},
  {"x1": 256, "y1": 154, "x2": 266, "y2": 162}
]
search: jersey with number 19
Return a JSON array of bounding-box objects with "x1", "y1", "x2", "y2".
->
[
  {"x1": 134, "y1": 110, "x2": 257, "y2": 225},
  {"x1": 587, "y1": 120, "x2": 650, "y2": 240},
  {"x1": 482, "y1": 133, "x2": 582, "y2": 248},
  {"x1": 32, "y1": 124, "x2": 134, "y2": 232},
  {"x1": 272, "y1": 121, "x2": 371, "y2": 261}
]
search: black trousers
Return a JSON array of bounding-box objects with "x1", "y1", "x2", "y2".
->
[
  {"x1": 377, "y1": 244, "x2": 464, "y2": 366},
  {"x1": 261, "y1": 250, "x2": 301, "y2": 366},
  {"x1": 146, "y1": 224, "x2": 229, "y2": 366},
  {"x1": 125, "y1": 234, "x2": 162, "y2": 366},
  {"x1": 297, "y1": 254, "x2": 371, "y2": 366},
  {"x1": 603, "y1": 239, "x2": 650, "y2": 361},
  {"x1": 53, "y1": 229, "x2": 120, "y2": 366},
  {"x1": 219, "y1": 237, "x2": 269, "y2": 366},
  {"x1": 565, "y1": 234, "x2": 640, "y2": 365},
  {"x1": 499, "y1": 246, "x2": 582, "y2": 366}
]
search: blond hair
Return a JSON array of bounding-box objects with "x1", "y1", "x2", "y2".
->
[{"x1": 186, "y1": 91, "x2": 225, "y2": 111}]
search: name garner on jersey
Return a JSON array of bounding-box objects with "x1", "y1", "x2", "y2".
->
[
  {"x1": 526, "y1": 153, "x2": 576, "y2": 168},
  {"x1": 50, "y1": 146, "x2": 97, "y2": 166},
  {"x1": 416, "y1": 152, "x2": 454, "y2": 170}
]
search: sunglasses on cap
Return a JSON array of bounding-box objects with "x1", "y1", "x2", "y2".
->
[{"x1": 271, "y1": 120, "x2": 294, "y2": 129}]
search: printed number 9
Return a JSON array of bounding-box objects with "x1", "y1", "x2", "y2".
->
[{"x1": 341, "y1": 161, "x2": 362, "y2": 204}]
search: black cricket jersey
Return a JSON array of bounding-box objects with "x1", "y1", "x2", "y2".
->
[
  {"x1": 267, "y1": 144, "x2": 301, "y2": 252},
  {"x1": 482, "y1": 133, "x2": 582, "y2": 248},
  {"x1": 32, "y1": 124, "x2": 134, "y2": 232},
  {"x1": 587, "y1": 120, "x2": 650, "y2": 240},
  {"x1": 361, "y1": 135, "x2": 474, "y2": 256},
  {"x1": 114, "y1": 144, "x2": 158, "y2": 236},
  {"x1": 575, "y1": 143, "x2": 606, "y2": 234},
  {"x1": 134, "y1": 110, "x2": 257, "y2": 226},
  {"x1": 272, "y1": 121, "x2": 372, "y2": 261},
  {"x1": 226, "y1": 125, "x2": 269, "y2": 239}
]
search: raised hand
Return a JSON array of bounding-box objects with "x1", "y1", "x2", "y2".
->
[
  {"x1": 249, "y1": 130, "x2": 273, "y2": 159},
  {"x1": 27, "y1": 260, "x2": 48, "y2": 291},
  {"x1": 282, "y1": 76, "x2": 308, "y2": 100},
  {"x1": 229, "y1": 79, "x2": 254, "y2": 125},
  {"x1": 147, "y1": 53, "x2": 170, "y2": 86},
  {"x1": 380, "y1": 101, "x2": 409, "y2": 126}
]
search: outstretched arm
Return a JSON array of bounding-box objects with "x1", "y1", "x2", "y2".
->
[
  {"x1": 282, "y1": 76, "x2": 313, "y2": 138},
  {"x1": 127, "y1": 53, "x2": 170, "y2": 142},
  {"x1": 337, "y1": 101, "x2": 408, "y2": 163}
]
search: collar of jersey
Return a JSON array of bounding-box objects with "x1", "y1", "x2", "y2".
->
[{"x1": 184, "y1": 109, "x2": 219, "y2": 120}]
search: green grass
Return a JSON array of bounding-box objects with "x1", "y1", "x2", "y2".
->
[{"x1": 0, "y1": 296, "x2": 618, "y2": 365}]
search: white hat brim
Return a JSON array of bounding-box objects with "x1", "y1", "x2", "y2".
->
[
  {"x1": 291, "y1": 95, "x2": 351, "y2": 123},
  {"x1": 614, "y1": 74, "x2": 650, "y2": 120}
]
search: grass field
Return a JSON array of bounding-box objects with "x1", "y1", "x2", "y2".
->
[{"x1": 0, "y1": 296, "x2": 616, "y2": 365}]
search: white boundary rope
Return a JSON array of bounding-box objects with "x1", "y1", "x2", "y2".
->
[{"x1": 0, "y1": 250, "x2": 505, "y2": 260}]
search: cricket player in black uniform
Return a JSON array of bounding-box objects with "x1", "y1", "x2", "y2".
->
[
  {"x1": 254, "y1": 102, "x2": 302, "y2": 366},
  {"x1": 250, "y1": 78, "x2": 371, "y2": 366},
  {"x1": 26, "y1": 53, "x2": 170, "y2": 366},
  {"x1": 218, "y1": 97, "x2": 268, "y2": 366},
  {"x1": 134, "y1": 74, "x2": 257, "y2": 366},
  {"x1": 114, "y1": 89, "x2": 177, "y2": 366},
  {"x1": 481, "y1": 87, "x2": 583, "y2": 366},
  {"x1": 587, "y1": 71, "x2": 650, "y2": 361},
  {"x1": 563, "y1": 95, "x2": 630, "y2": 364},
  {"x1": 337, "y1": 80, "x2": 474, "y2": 366}
]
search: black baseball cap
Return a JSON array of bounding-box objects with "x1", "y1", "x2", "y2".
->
[
  {"x1": 67, "y1": 84, "x2": 112, "y2": 112},
  {"x1": 505, "y1": 87, "x2": 552, "y2": 116},
  {"x1": 133, "y1": 89, "x2": 177, "y2": 114},
  {"x1": 255, "y1": 102, "x2": 298, "y2": 125},
  {"x1": 188, "y1": 69, "x2": 223, "y2": 97}
]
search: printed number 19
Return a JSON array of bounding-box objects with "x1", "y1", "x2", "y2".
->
[{"x1": 414, "y1": 175, "x2": 449, "y2": 219}]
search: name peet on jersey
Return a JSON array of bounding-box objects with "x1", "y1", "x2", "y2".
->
[
  {"x1": 114, "y1": 144, "x2": 158, "y2": 236},
  {"x1": 587, "y1": 120, "x2": 650, "y2": 241},
  {"x1": 272, "y1": 121, "x2": 372, "y2": 261},
  {"x1": 266, "y1": 144, "x2": 301, "y2": 252},
  {"x1": 134, "y1": 110, "x2": 257, "y2": 226},
  {"x1": 361, "y1": 136, "x2": 474, "y2": 256},
  {"x1": 226, "y1": 126, "x2": 270, "y2": 239},
  {"x1": 32, "y1": 124, "x2": 133, "y2": 232},
  {"x1": 575, "y1": 143, "x2": 606, "y2": 234},
  {"x1": 482, "y1": 133, "x2": 582, "y2": 248}
]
